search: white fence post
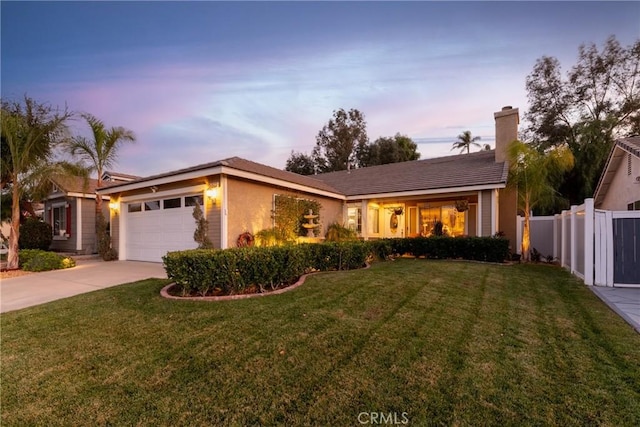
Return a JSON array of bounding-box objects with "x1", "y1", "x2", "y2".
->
[
  {"x1": 584, "y1": 199, "x2": 594, "y2": 286},
  {"x1": 571, "y1": 205, "x2": 578, "y2": 274},
  {"x1": 605, "y1": 210, "x2": 614, "y2": 287},
  {"x1": 553, "y1": 214, "x2": 559, "y2": 261},
  {"x1": 516, "y1": 216, "x2": 523, "y2": 255}
]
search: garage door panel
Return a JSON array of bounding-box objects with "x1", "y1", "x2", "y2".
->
[{"x1": 125, "y1": 198, "x2": 200, "y2": 262}]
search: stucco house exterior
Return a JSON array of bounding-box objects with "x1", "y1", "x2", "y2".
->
[
  {"x1": 593, "y1": 136, "x2": 640, "y2": 210},
  {"x1": 43, "y1": 171, "x2": 138, "y2": 254},
  {"x1": 98, "y1": 106, "x2": 520, "y2": 262}
]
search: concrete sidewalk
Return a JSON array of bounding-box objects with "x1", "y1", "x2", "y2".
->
[
  {"x1": 591, "y1": 286, "x2": 640, "y2": 334},
  {"x1": 0, "y1": 260, "x2": 167, "y2": 314}
]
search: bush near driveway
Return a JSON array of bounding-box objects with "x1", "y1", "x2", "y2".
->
[
  {"x1": 18, "y1": 249, "x2": 76, "y2": 272},
  {"x1": 162, "y1": 241, "x2": 370, "y2": 296}
]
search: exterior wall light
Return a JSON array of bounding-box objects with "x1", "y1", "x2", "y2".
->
[
  {"x1": 205, "y1": 186, "x2": 219, "y2": 200},
  {"x1": 109, "y1": 201, "x2": 119, "y2": 211}
]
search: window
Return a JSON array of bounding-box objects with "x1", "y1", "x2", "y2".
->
[
  {"x1": 347, "y1": 207, "x2": 362, "y2": 233},
  {"x1": 418, "y1": 204, "x2": 466, "y2": 237},
  {"x1": 368, "y1": 206, "x2": 380, "y2": 234},
  {"x1": 52, "y1": 205, "x2": 69, "y2": 237},
  {"x1": 628, "y1": 153, "x2": 632, "y2": 176},
  {"x1": 128, "y1": 203, "x2": 142, "y2": 213},
  {"x1": 628, "y1": 200, "x2": 640, "y2": 211},
  {"x1": 144, "y1": 200, "x2": 160, "y2": 211},
  {"x1": 163, "y1": 198, "x2": 181, "y2": 209},
  {"x1": 185, "y1": 195, "x2": 204, "y2": 207}
]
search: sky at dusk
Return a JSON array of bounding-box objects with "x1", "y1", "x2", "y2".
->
[{"x1": 2, "y1": 1, "x2": 639, "y2": 177}]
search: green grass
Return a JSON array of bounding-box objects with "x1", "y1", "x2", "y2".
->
[{"x1": 2, "y1": 260, "x2": 639, "y2": 426}]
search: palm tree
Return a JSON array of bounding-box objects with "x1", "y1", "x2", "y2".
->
[
  {"x1": 1, "y1": 97, "x2": 75, "y2": 269},
  {"x1": 65, "y1": 114, "x2": 135, "y2": 258},
  {"x1": 506, "y1": 140, "x2": 574, "y2": 261},
  {"x1": 452, "y1": 130, "x2": 481, "y2": 154},
  {"x1": 66, "y1": 113, "x2": 136, "y2": 207}
]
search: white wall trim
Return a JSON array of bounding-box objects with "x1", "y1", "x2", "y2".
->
[
  {"x1": 346, "y1": 183, "x2": 505, "y2": 202},
  {"x1": 76, "y1": 199, "x2": 82, "y2": 251},
  {"x1": 477, "y1": 191, "x2": 483, "y2": 237},
  {"x1": 119, "y1": 202, "x2": 127, "y2": 260},
  {"x1": 120, "y1": 185, "x2": 206, "y2": 202},
  {"x1": 490, "y1": 189, "x2": 497, "y2": 236},
  {"x1": 221, "y1": 175, "x2": 229, "y2": 249},
  {"x1": 47, "y1": 193, "x2": 109, "y2": 200}
]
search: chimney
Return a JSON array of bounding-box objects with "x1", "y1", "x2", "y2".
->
[{"x1": 493, "y1": 106, "x2": 519, "y2": 163}]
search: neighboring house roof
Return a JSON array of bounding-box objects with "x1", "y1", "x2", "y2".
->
[
  {"x1": 594, "y1": 136, "x2": 640, "y2": 207},
  {"x1": 98, "y1": 157, "x2": 343, "y2": 196},
  {"x1": 51, "y1": 175, "x2": 100, "y2": 195},
  {"x1": 314, "y1": 150, "x2": 508, "y2": 197},
  {"x1": 102, "y1": 171, "x2": 141, "y2": 182}
]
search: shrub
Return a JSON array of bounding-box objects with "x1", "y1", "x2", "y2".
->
[
  {"x1": 163, "y1": 241, "x2": 369, "y2": 297},
  {"x1": 325, "y1": 223, "x2": 358, "y2": 242},
  {"x1": 96, "y1": 212, "x2": 118, "y2": 261},
  {"x1": 19, "y1": 249, "x2": 76, "y2": 272},
  {"x1": 18, "y1": 219, "x2": 52, "y2": 250},
  {"x1": 193, "y1": 204, "x2": 213, "y2": 249},
  {"x1": 255, "y1": 227, "x2": 291, "y2": 247},
  {"x1": 368, "y1": 236, "x2": 509, "y2": 263}
]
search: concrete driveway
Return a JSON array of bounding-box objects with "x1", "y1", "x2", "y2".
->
[{"x1": 0, "y1": 260, "x2": 167, "y2": 313}]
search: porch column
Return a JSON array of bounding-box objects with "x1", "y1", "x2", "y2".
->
[
  {"x1": 361, "y1": 200, "x2": 368, "y2": 240},
  {"x1": 477, "y1": 191, "x2": 483, "y2": 236}
]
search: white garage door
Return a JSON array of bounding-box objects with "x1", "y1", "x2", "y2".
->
[{"x1": 124, "y1": 195, "x2": 202, "y2": 262}]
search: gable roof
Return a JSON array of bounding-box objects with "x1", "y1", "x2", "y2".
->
[
  {"x1": 98, "y1": 152, "x2": 508, "y2": 199},
  {"x1": 98, "y1": 156, "x2": 343, "y2": 197},
  {"x1": 593, "y1": 136, "x2": 640, "y2": 207},
  {"x1": 314, "y1": 150, "x2": 508, "y2": 197},
  {"x1": 102, "y1": 171, "x2": 141, "y2": 182},
  {"x1": 51, "y1": 175, "x2": 99, "y2": 195}
]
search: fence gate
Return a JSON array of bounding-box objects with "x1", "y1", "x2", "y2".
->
[{"x1": 613, "y1": 215, "x2": 640, "y2": 286}]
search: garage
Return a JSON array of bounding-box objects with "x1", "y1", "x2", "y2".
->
[{"x1": 123, "y1": 194, "x2": 202, "y2": 262}]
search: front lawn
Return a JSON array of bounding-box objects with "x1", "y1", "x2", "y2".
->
[{"x1": 2, "y1": 260, "x2": 639, "y2": 425}]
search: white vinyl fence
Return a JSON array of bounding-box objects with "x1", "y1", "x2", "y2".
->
[{"x1": 517, "y1": 198, "x2": 640, "y2": 288}]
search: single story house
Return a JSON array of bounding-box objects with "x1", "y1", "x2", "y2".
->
[
  {"x1": 99, "y1": 106, "x2": 520, "y2": 262},
  {"x1": 593, "y1": 136, "x2": 640, "y2": 210},
  {"x1": 44, "y1": 171, "x2": 138, "y2": 254}
]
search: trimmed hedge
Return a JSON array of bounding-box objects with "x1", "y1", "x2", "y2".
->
[
  {"x1": 19, "y1": 249, "x2": 76, "y2": 272},
  {"x1": 162, "y1": 242, "x2": 370, "y2": 297},
  {"x1": 368, "y1": 236, "x2": 509, "y2": 263},
  {"x1": 163, "y1": 236, "x2": 509, "y2": 297}
]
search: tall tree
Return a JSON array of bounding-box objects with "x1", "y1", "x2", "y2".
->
[
  {"x1": 285, "y1": 150, "x2": 316, "y2": 175},
  {"x1": 524, "y1": 36, "x2": 640, "y2": 206},
  {"x1": 506, "y1": 140, "x2": 574, "y2": 262},
  {"x1": 64, "y1": 113, "x2": 135, "y2": 258},
  {"x1": 451, "y1": 130, "x2": 481, "y2": 154},
  {"x1": 1, "y1": 97, "x2": 74, "y2": 269},
  {"x1": 358, "y1": 133, "x2": 420, "y2": 167},
  {"x1": 312, "y1": 108, "x2": 368, "y2": 173}
]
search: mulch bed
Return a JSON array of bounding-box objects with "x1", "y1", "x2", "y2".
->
[{"x1": 0, "y1": 269, "x2": 33, "y2": 279}]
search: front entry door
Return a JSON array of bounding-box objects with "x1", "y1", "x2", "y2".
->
[{"x1": 383, "y1": 204, "x2": 405, "y2": 238}]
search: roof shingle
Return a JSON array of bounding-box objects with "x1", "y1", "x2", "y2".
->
[{"x1": 314, "y1": 150, "x2": 507, "y2": 196}]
